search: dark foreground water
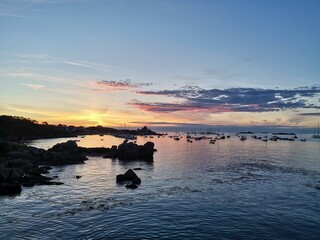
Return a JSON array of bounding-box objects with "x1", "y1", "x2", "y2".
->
[{"x1": 1, "y1": 134, "x2": 320, "y2": 239}]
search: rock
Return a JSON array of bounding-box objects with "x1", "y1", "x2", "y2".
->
[
  {"x1": 27, "y1": 146, "x2": 45, "y2": 156},
  {"x1": 117, "y1": 169, "x2": 141, "y2": 186},
  {"x1": 27, "y1": 166, "x2": 50, "y2": 175},
  {"x1": 132, "y1": 177, "x2": 141, "y2": 185},
  {"x1": 0, "y1": 166, "x2": 11, "y2": 183},
  {"x1": 8, "y1": 168, "x2": 24, "y2": 181},
  {"x1": 75, "y1": 175, "x2": 81, "y2": 179},
  {"x1": 140, "y1": 141, "x2": 155, "y2": 159},
  {"x1": 117, "y1": 142, "x2": 140, "y2": 160},
  {"x1": 49, "y1": 140, "x2": 78, "y2": 152},
  {"x1": 123, "y1": 169, "x2": 138, "y2": 181},
  {"x1": 116, "y1": 141, "x2": 156, "y2": 160},
  {"x1": 7, "y1": 159, "x2": 33, "y2": 171},
  {"x1": 125, "y1": 183, "x2": 138, "y2": 189},
  {"x1": 8, "y1": 150, "x2": 29, "y2": 158},
  {"x1": 21, "y1": 174, "x2": 53, "y2": 187},
  {"x1": 42, "y1": 150, "x2": 87, "y2": 166},
  {"x1": 0, "y1": 182, "x2": 22, "y2": 195},
  {"x1": 78, "y1": 146, "x2": 112, "y2": 155},
  {"x1": 116, "y1": 174, "x2": 126, "y2": 183},
  {"x1": 133, "y1": 167, "x2": 143, "y2": 170}
]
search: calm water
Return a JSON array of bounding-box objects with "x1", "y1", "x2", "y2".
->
[{"x1": 1, "y1": 134, "x2": 320, "y2": 239}]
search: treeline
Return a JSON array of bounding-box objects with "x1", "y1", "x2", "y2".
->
[
  {"x1": 0, "y1": 115, "x2": 157, "y2": 140},
  {"x1": 0, "y1": 115, "x2": 78, "y2": 140}
]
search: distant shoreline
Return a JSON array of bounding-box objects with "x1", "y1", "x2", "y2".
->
[{"x1": 0, "y1": 115, "x2": 158, "y2": 142}]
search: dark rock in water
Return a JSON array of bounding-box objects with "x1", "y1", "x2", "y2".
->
[
  {"x1": 116, "y1": 141, "x2": 156, "y2": 160},
  {"x1": 78, "y1": 146, "x2": 112, "y2": 155},
  {"x1": 0, "y1": 182, "x2": 22, "y2": 195},
  {"x1": 133, "y1": 167, "x2": 144, "y2": 170},
  {"x1": 85, "y1": 140, "x2": 157, "y2": 160},
  {"x1": 125, "y1": 183, "x2": 138, "y2": 189},
  {"x1": 42, "y1": 140, "x2": 88, "y2": 165},
  {"x1": 116, "y1": 174, "x2": 126, "y2": 183},
  {"x1": 49, "y1": 140, "x2": 78, "y2": 152},
  {"x1": 141, "y1": 141, "x2": 155, "y2": 159},
  {"x1": 117, "y1": 169, "x2": 141, "y2": 187},
  {"x1": 8, "y1": 168, "x2": 24, "y2": 181},
  {"x1": 20, "y1": 174, "x2": 53, "y2": 187},
  {"x1": 0, "y1": 140, "x2": 91, "y2": 195},
  {"x1": 132, "y1": 177, "x2": 141, "y2": 185},
  {"x1": 27, "y1": 166, "x2": 50, "y2": 176},
  {"x1": 75, "y1": 175, "x2": 81, "y2": 179},
  {"x1": 123, "y1": 169, "x2": 138, "y2": 181},
  {"x1": 7, "y1": 159, "x2": 33, "y2": 172}
]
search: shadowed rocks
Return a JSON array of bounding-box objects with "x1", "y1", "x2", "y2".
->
[
  {"x1": 0, "y1": 139, "x2": 156, "y2": 195},
  {"x1": 116, "y1": 169, "x2": 141, "y2": 189},
  {"x1": 0, "y1": 140, "x2": 86, "y2": 195},
  {"x1": 98, "y1": 140, "x2": 156, "y2": 160},
  {"x1": 80, "y1": 140, "x2": 156, "y2": 161}
]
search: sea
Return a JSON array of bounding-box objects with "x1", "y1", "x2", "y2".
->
[{"x1": 1, "y1": 134, "x2": 320, "y2": 239}]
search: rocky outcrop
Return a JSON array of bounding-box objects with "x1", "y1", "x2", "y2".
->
[
  {"x1": 116, "y1": 169, "x2": 141, "y2": 189},
  {"x1": 100, "y1": 140, "x2": 156, "y2": 160},
  {"x1": 0, "y1": 140, "x2": 86, "y2": 195},
  {"x1": 0, "y1": 139, "x2": 156, "y2": 195},
  {"x1": 41, "y1": 140, "x2": 88, "y2": 166}
]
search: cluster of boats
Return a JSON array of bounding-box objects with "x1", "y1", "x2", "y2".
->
[
  {"x1": 165, "y1": 131, "x2": 313, "y2": 144},
  {"x1": 167, "y1": 133, "x2": 230, "y2": 144}
]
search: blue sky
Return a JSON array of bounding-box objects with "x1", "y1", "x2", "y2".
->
[{"x1": 0, "y1": 0, "x2": 319, "y2": 130}]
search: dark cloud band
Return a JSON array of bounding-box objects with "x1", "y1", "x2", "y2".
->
[{"x1": 130, "y1": 85, "x2": 320, "y2": 113}]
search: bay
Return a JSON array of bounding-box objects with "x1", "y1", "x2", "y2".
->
[{"x1": 1, "y1": 134, "x2": 320, "y2": 239}]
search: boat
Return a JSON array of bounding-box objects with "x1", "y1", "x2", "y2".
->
[{"x1": 312, "y1": 123, "x2": 320, "y2": 139}]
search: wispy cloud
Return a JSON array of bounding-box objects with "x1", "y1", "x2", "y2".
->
[
  {"x1": 21, "y1": 83, "x2": 44, "y2": 90},
  {"x1": 130, "y1": 85, "x2": 320, "y2": 113},
  {"x1": 96, "y1": 80, "x2": 153, "y2": 89},
  {"x1": 64, "y1": 60, "x2": 114, "y2": 72}
]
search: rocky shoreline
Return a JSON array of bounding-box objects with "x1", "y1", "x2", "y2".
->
[{"x1": 0, "y1": 140, "x2": 156, "y2": 196}]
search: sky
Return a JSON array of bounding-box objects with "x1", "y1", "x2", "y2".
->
[{"x1": 1, "y1": 0, "x2": 319, "y2": 131}]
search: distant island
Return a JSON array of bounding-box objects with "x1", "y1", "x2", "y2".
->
[{"x1": 0, "y1": 115, "x2": 158, "y2": 141}]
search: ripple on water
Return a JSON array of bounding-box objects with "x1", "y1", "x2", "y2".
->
[{"x1": 1, "y1": 135, "x2": 320, "y2": 239}]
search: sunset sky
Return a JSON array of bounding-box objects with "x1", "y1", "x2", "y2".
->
[{"x1": 1, "y1": 0, "x2": 319, "y2": 131}]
